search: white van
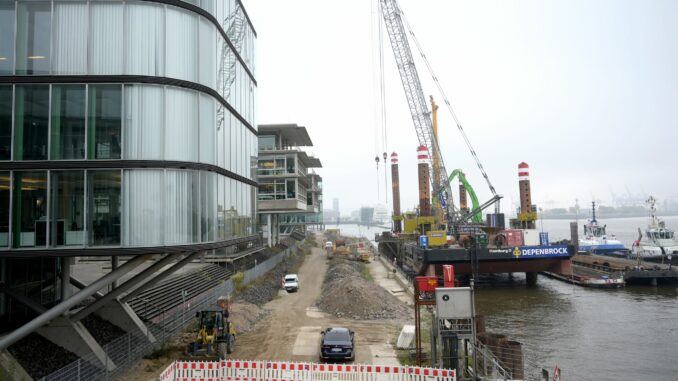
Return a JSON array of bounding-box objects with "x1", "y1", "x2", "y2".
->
[
  {"x1": 283, "y1": 274, "x2": 299, "y2": 292},
  {"x1": 325, "y1": 241, "x2": 333, "y2": 249}
]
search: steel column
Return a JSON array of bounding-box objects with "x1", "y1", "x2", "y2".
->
[
  {"x1": 72, "y1": 253, "x2": 181, "y2": 321},
  {"x1": 0, "y1": 255, "x2": 147, "y2": 350}
]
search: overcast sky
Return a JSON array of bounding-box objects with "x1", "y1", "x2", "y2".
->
[{"x1": 246, "y1": 0, "x2": 678, "y2": 216}]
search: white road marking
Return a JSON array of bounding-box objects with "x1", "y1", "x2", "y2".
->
[
  {"x1": 292, "y1": 326, "x2": 322, "y2": 356},
  {"x1": 369, "y1": 344, "x2": 400, "y2": 365}
]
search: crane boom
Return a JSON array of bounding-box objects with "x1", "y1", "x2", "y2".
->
[{"x1": 379, "y1": 0, "x2": 456, "y2": 222}]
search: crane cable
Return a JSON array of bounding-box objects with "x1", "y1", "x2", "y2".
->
[
  {"x1": 400, "y1": 12, "x2": 498, "y2": 197},
  {"x1": 370, "y1": 0, "x2": 381, "y2": 201},
  {"x1": 378, "y1": 0, "x2": 389, "y2": 205}
]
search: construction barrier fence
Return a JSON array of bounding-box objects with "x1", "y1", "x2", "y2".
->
[{"x1": 158, "y1": 360, "x2": 456, "y2": 381}]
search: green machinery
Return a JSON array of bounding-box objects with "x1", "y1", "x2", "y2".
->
[{"x1": 447, "y1": 169, "x2": 482, "y2": 224}]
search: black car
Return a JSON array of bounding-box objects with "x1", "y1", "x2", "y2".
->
[{"x1": 319, "y1": 327, "x2": 355, "y2": 361}]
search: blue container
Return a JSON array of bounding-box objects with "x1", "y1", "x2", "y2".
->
[
  {"x1": 419, "y1": 235, "x2": 429, "y2": 248},
  {"x1": 539, "y1": 232, "x2": 549, "y2": 246}
]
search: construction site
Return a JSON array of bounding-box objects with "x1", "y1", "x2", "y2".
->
[{"x1": 2, "y1": 0, "x2": 677, "y2": 380}]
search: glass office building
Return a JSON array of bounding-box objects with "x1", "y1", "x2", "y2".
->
[{"x1": 0, "y1": 0, "x2": 258, "y2": 256}]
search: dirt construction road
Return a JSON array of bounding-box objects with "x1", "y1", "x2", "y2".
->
[{"x1": 235, "y1": 245, "x2": 405, "y2": 364}]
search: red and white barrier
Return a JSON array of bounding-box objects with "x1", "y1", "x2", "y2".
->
[{"x1": 158, "y1": 360, "x2": 456, "y2": 381}]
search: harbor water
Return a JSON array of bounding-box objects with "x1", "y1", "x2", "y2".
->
[{"x1": 338, "y1": 221, "x2": 678, "y2": 380}]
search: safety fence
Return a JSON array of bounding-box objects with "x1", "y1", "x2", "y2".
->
[
  {"x1": 38, "y1": 242, "x2": 302, "y2": 381},
  {"x1": 159, "y1": 360, "x2": 456, "y2": 381}
]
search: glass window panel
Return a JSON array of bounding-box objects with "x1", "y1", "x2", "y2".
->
[
  {"x1": 199, "y1": 94, "x2": 215, "y2": 164},
  {"x1": 14, "y1": 85, "x2": 49, "y2": 160},
  {"x1": 0, "y1": 172, "x2": 9, "y2": 247},
  {"x1": 166, "y1": 8, "x2": 197, "y2": 82},
  {"x1": 199, "y1": 18, "x2": 216, "y2": 88},
  {"x1": 50, "y1": 171, "x2": 84, "y2": 246},
  {"x1": 53, "y1": 2, "x2": 87, "y2": 74},
  {"x1": 0, "y1": 2, "x2": 15, "y2": 74},
  {"x1": 89, "y1": 2, "x2": 123, "y2": 74},
  {"x1": 165, "y1": 88, "x2": 197, "y2": 162},
  {"x1": 124, "y1": 85, "x2": 163, "y2": 159},
  {"x1": 12, "y1": 171, "x2": 47, "y2": 247},
  {"x1": 258, "y1": 135, "x2": 275, "y2": 151},
  {"x1": 125, "y1": 2, "x2": 164, "y2": 76},
  {"x1": 88, "y1": 170, "x2": 121, "y2": 246},
  {"x1": 51, "y1": 85, "x2": 86, "y2": 160},
  {"x1": 165, "y1": 170, "x2": 198, "y2": 244},
  {"x1": 16, "y1": 1, "x2": 51, "y2": 75},
  {"x1": 0, "y1": 86, "x2": 11, "y2": 160},
  {"x1": 88, "y1": 85, "x2": 122, "y2": 160},
  {"x1": 217, "y1": 175, "x2": 225, "y2": 240},
  {"x1": 123, "y1": 169, "x2": 163, "y2": 246},
  {"x1": 200, "y1": 171, "x2": 215, "y2": 242}
]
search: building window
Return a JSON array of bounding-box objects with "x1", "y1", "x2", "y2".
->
[
  {"x1": 0, "y1": 86, "x2": 11, "y2": 160},
  {"x1": 51, "y1": 85, "x2": 86, "y2": 160},
  {"x1": 53, "y1": 1, "x2": 87, "y2": 74},
  {"x1": 50, "y1": 171, "x2": 85, "y2": 246},
  {"x1": 12, "y1": 171, "x2": 47, "y2": 248},
  {"x1": 14, "y1": 85, "x2": 49, "y2": 160},
  {"x1": 0, "y1": 172, "x2": 9, "y2": 248},
  {"x1": 89, "y1": 2, "x2": 123, "y2": 74},
  {"x1": 286, "y1": 179, "x2": 296, "y2": 199},
  {"x1": 258, "y1": 135, "x2": 276, "y2": 150},
  {"x1": 123, "y1": 169, "x2": 163, "y2": 246},
  {"x1": 124, "y1": 85, "x2": 163, "y2": 160},
  {"x1": 88, "y1": 170, "x2": 121, "y2": 246},
  {"x1": 15, "y1": 1, "x2": 51, "y2": 75},
  {"x1": 88, "y1": 85, "x2": 122, "y2": 160},
  {"x1": 0, "y1": 2, "x2": 15, "y2": 75}
]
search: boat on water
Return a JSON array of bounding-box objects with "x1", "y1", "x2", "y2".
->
[
  {"x1": 631, "y1": 196, "x2": 678, "y2": 263},
  {"x1": 578, "y1": 202, "x2": 630, "y2": 256}
]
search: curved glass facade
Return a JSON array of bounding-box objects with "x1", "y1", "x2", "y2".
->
[
  {"x1": 0, "y1": 0, "x2": 256, "y2": 127},
  {"x1": 0, "y1": 168, "x2": 255, "y2": 249},
  {"x1": 0, "y1": 0, "x2": 257, "y2": 253},
  {"x1": 0, "y1": 83, "x2": 257, "y2": 180}
]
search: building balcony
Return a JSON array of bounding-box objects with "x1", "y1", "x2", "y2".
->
[{"x1": 258, "y1": 198, "x2": 308, "y2": 213}]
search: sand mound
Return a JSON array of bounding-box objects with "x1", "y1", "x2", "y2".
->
[{"x1": 317, "y1": 259, "x2": 411, "y2": 320}]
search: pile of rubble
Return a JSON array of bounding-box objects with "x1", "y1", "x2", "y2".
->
[
  {"x1": 317, "y1": 259, "x2": 412, "y2": 320},
  {"x1": 235, "y1": 250, "x2": 306, "y2": 306}
]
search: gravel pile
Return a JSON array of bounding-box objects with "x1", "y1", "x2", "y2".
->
[
  {"x1": 235, "y1": 250, "x2": 306, "y2": 306},
  {"x1": 229, "y1": 302, "x2": 269, "y2": 334},
  {"x1": 82, "y1": 314, "x2": 127, "y2": 345},
  {"x1": 8, "y1": 333, "x2": 79, "y2": 379},
  {"x1": 317, "y1": 259, "x2": 412, "y2": 320}
]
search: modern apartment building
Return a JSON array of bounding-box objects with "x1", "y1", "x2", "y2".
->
[
  {"x1": 257, "y1": 124, "x2": 322, "y2": 246},
  {"x1": 0, "y1": 0, "x2": 257, "y2": 365}
]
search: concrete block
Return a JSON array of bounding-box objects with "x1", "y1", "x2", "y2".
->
[
  {"x1": 95, "y1": 300, "x2": 156, "y2": 343},
  {"x1": 37, "y1": 317, "x2": 116, "y2": 371}
]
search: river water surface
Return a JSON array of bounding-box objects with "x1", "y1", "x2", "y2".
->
[{"x1": 339, "y1": 221, "x2": 678, "y2": 380}]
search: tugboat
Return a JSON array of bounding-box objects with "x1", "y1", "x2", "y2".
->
[
  {"x1": 578, "y1": 202, "x2": 630, "y2": 256},
  {"x1": 631, "y1": 196, "x2": 678, "y2": 264}
]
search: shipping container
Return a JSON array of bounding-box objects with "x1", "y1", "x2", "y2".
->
[{"x1": 504, "y1": 229, "x2": 524, "y2": 246}]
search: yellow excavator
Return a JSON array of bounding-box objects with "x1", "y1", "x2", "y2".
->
[{"x1": 187, "y1": 296, "x2": 236, "y2": 359}]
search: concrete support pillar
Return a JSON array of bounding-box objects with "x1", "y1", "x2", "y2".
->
[
  {"x1": 94, "y1": 300, "x2": 156, "y2": 342},
  {"x1": 37, "y1": 317, "x2": 116, "y2": 371},
  {"x1": 61, "y1": 257, "x2": 72, "y2": 300},
  {"x1": 111, "y1": 256, "x2": 119, "y2": 290},
  {"x1": 267, "y1": 214, "x2": 272, "y2": 247},
  {"x1": 526, "y1": 272, "x2": 538, "y2": 286}
]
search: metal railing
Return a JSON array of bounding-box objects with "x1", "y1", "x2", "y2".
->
[{"x1": 38, "y1": 244, "x2": 300, "y2": 381}]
